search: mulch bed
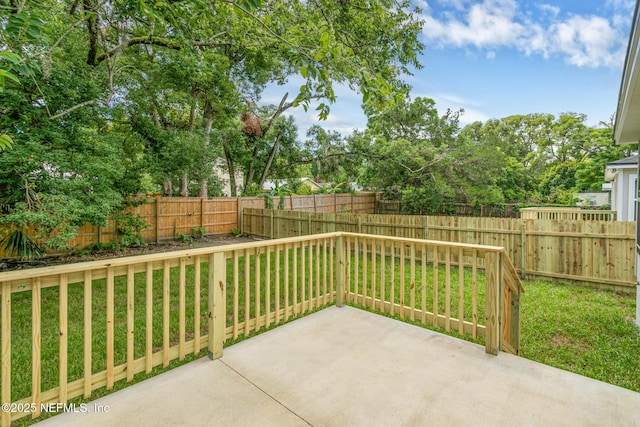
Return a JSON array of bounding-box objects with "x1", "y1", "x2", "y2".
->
[{"x1": 0, "y1": 234, "x2": 259, "y2": 272}]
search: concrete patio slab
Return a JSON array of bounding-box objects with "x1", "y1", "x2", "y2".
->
[{"x1": 37, "y1": 306, "x2": 640, "y2": 427}]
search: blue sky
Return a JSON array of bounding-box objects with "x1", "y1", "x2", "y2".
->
[{"x1": 261, "y1": 0, "x2": 636, "y2": 137}]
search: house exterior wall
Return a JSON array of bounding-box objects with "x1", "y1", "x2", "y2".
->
[
  {"x1": 636, "y1": 145, "x2": 640, "y2": 322},
  {"x1": 212, "y1": 158, "x2": 244, "y2": 196},
  {"x1": 609, "y1": 167, "x2": 637, "y2": 221},
  {"x1": 576, "y1": 192, "x2": 610, "y2": 206}
]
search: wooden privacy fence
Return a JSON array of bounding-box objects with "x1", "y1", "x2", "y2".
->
[
  {"x1": 243, "y1": 209, "x2": 636, "y2": 290},
  {"x1": 520, "y1": 207, "x2": 617, "y2": 221},
  {"x1": 0, "y1": 231, "x2": 520, "y2": 426},
  {"x1": 0, "y1": 193, "x2": 377, "y2": 258},
  {"x1": 375, "y1": 201, "x2": 521, "y2": 217}
]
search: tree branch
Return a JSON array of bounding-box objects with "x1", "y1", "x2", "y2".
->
[{"x1": 93, "y1": 36, "x2": 231, "y2": 64}]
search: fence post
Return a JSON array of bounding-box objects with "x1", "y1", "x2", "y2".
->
[
  {"x1": 423, "y1": 216, "x2": 428, "y2": 240},
  {"x1": 510, "y1": 288, "x2": 521, "y2": 355},
  {"x1": 208, "y1": 252, "x2": 226, "y2": 360},
  {"x1": 200, "y1": 198, "x2": 205, "y2": 232},
  {"x1": 484, "y1": 251, "x2": 500, "y2": 355},
  {"x1": 155, "y1": 198, "x2": 160, "y2": 243},
  {"x1": 270, "y1": 210, "x2": 274, "y2": 239},
  {"x1": 335, "y1": 235, "x2": 346, "y2": 307}
]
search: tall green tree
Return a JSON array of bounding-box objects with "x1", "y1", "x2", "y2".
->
[{"x1": 0, "y1": 0, "x2": 424, "y2": 248}]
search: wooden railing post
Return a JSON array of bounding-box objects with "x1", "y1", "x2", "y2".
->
[
  {"x1": 208, "y1": 252, "x2": 226, "y2": 360},
  {"x1": 484, "y1": 252, "x2": 500, "y2": 355},
  {"x1": 335, "y1": 235, "x2": 346, "y2": 307},
  {"x1": 510, "y1": 288, "x2": 521, "y2": 354}
]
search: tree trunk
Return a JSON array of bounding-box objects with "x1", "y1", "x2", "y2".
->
[
  {"x1": 223, "y1": 136, "x2": 237, "y2": 197},
  {"x1": 163, "y1": 179, "x2": 173, "y2": 196},
  {"x1": 244, "y1": 93, "x2": 290, "y2": 194},
  {"x1": 180, "y1": 172, "x2": 189, "y2": 197},
  {"x1": 198, "y1": 100, "x2": 215, "y2": 198},
  {"x1": 244, "y1": 137, "x2": 259, "y2": 192},
  {"x1": 257, "y1": 130, "x2": 283, "y2": 189}
]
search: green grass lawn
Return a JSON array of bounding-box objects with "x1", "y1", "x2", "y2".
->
[{"x1": 519, "y1": 280, "x2": 640, "y2": 392}]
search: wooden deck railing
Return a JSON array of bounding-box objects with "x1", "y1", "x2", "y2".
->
[
  {"x1": 337, "y1": 233, "x2": 523, "y2": 356},
  {"x1": 0, "y1": 232, "x2": 521, "y2": 426}
]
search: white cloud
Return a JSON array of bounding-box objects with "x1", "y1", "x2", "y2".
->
[
  {"x1": 423, "y1": 0, "x2": 524, "y2": 49},
  {"x1": 421, "y1": 1, "x2": 629, "y2": 68},
  {"x1": 547, "y1": 15, "x2": 622, "y2": 67},
  {"x1": 537, "y1": 4, "x2": 560, "y2": 17},
  {"x1": 415, "y1": 92, "x2": 491, "y2": 125}
]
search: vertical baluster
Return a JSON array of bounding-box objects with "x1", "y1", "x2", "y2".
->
[
  {"x1": 233, "y1": 252, "x2": 239, "y2": 339},
  {"x1": 472, "y1": 250, "x2": 478, "y2": 339},
  {"x1": 308, "y1": 241, "x2": 313, "y2": 310},
  {"x1": 390, "y1": 241, "x2": 395, "y2": 315},
  {"x1": 1, "y1": 281, "x2": 11, "y2": 427},
  {"x1": 421, "y1": 244, "x2": 427, "y2": 324},
  {"x1": 380, "y1": 242, "x2": 386, "y2": 313},
  {"x1": 59, "y1": 274, "x2": 68, "y2": 402},
  {"x1": 362, "y1": 238, "x2": 367, "y2": 306},
  {"x1": 255, "y1": 248, "x2": 261, "y2": 331},
  {"x1": 316, "y1": 240, "x2": 321, "y2": 306},
  {"x1": 178, "y1": 259, "x2": 186, "y2": 361},
  {"x1": 301, "y1": 242, "x2": 306, "y2": 313},
  {"x1": 127, "y1": 265, "x2": 135, "y2": 378},
  {"x1": 275, "y1": 246, "x2": 281, "y2": 323},
  {"x1": 266, "y1": 248, "x2": 271, "y2": 328},
  {"x1": 32, "y1": 277, "x2": 42, "y2": 415},
  {"x1": 284, "y1": 245, "x2": 290, "y2": 320},
  {"x1": 322, "y1": 239, "x2": 328, "y2": 305},
  {"x1": 458, "y1": 248, "x2": 465, "y2": 335},
  {"x1": 432, "y1": 246, "x2": 439, "y2": 327},
  {"x1": 410, "y1": 244, "x2": 416, "y2": 321},
  {"x1": 345, "y1": 237, "x2": 351, "y2": 302},
  {"x1": 244, "y1": 249, "x2": 250, "y2": 336},
  {"x1": 329, "y1": 238, "x2": 334, "y2": 302},
  {"x1": 354, "y1": 237, "x2": 359, "y2": 303},
  {"x1": 399, "y1": 243, "x2": 405, "y2": 319},
  {"x1": 293, "y1": 244, "x2": 298, "y2": 315},
  {"x1": 162, "y1": 261, "x2": 170, "y2": 368},
  {"x1": 194, "y1": 256, "x2": 201, "y2": 354},
  {"x1": 107, "y1": 267, "x2": 115, "y2": 387},
  {"x1": 445, "y1": 247, "x2": 451, "y2": 332},
  {"x1": 371, "y1": 239, "x2": 376, "y2": 310},
  {"x1": 145, "y1": 263, "x2": 153, "y2": 374}
]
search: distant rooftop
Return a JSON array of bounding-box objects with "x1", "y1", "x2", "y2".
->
[{"x1": 607, "y1": 154, "x2": 638, "y2": 166}]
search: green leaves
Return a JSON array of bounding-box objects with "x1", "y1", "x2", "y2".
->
[
  {"x1": 239, "y1": 0, "x2": 264, "y2": 11},
  {"x1": 0, "y1": 135, "x2": 13, "y2": 151},
  {"x1": 5, "y1": 11, "x2": 45, "y2": 42}
]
